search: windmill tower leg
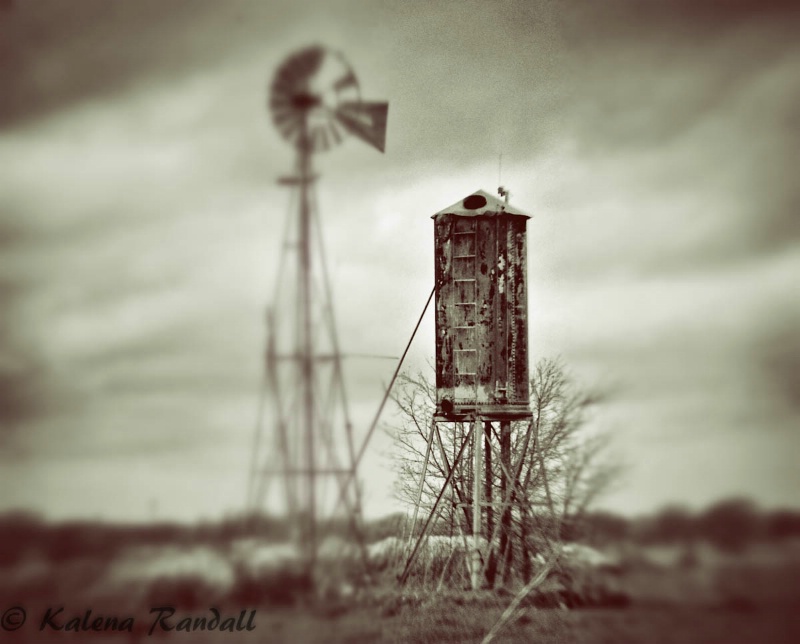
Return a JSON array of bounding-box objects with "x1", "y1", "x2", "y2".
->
[{"x1": 297, "y1": 128, "x2": 317, "y2": 567}]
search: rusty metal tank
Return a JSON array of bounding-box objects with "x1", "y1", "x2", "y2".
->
[{"x1": 432, "y1": 189, "x2": 532, "y2": 420}]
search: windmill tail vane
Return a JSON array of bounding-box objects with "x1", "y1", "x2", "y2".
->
[{"x1": 335, "y1": 101, "x2": 389, "y2": 153}]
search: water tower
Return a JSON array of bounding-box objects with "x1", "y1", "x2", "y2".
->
[
  {"x1": 400, "y1": 188, "x2": 533, "y2": 590},
  {"x1": 433, "y1": 188, "x2": 531, "y2": 420}
]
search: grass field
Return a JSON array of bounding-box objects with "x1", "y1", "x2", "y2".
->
[
  {"x1": 3, "y1": 516, "x2": 800, "y2": 643},
  {"x1": 262, "y1": 604, "x2": 800, "y2": 643}
]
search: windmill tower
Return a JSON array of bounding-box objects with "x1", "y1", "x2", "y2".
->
[{"x1": 247, "y1": 46, "x2": 388, "y2": 566}]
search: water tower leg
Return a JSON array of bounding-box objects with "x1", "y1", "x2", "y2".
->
[
  {"x1": 408, "y1": 418, "x2": 436, "y2": 543},
  {"x1": 471, "y1": 415, "x2": 483, "y2": 590},
  {"x1": 484, "y1": 420, "x2": 495, "y2": 586},
  {"x1": 500, "y1": 419, "x2": 513, "y2": 585}
]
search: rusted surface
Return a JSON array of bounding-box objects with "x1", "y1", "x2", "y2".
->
[{"x1": 433, "y1": 193, "x2": 531, "y2": 420}]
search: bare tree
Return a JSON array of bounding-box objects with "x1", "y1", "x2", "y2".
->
[{"x1": 386, "y1": 357, "x2": 622, "y2": 585}]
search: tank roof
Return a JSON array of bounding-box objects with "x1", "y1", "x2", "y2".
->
[{"x1": 432, "y1": 189, "x2": 530, "y2": 218}]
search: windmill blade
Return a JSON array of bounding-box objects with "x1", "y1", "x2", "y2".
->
[
  {"x1": 333, "y1": 69, "x2": 359, "y2": 93},
  {"x1": 334, "y1": 101, "x2": 389, "y2": 153},
  {"x1": 327, "y1": 119, "x2": 343, "y2": 146},
  {"x1": 277, "y1": 46, "x2": 325, "y2": 86}
]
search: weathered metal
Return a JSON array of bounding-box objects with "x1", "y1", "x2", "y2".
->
[{"x1": 432, "y1": 189, "x2": 532, "y2": 420}]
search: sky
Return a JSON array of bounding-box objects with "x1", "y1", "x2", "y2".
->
[{"x1": 1, "y1": 0, "x2": 798, "y2": 523}]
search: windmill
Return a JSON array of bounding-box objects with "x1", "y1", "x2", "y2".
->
[{"x1": 247, "y1": 46, "x2": 388, "y2": 567}]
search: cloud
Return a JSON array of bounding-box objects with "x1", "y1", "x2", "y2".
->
[
  {"x1": 564, "y1": 0, "x2": 800, "y2": 41},
  {"x1": 0, "y1": 0, "x2": 316, "y2": 128},
  {"x1": 0, "y1": 217, "x2": 78, "y2": 431},
  {"x1": 1, "y1": 0, "x2": 798, "y2": 520}
]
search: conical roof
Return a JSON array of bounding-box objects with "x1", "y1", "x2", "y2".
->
[{"x1": 432, "y1": 189, "x2": 530, "y2": 218}]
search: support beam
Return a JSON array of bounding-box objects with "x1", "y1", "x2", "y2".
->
[
  {"x1": 408, "y1": 418, "x2": 436, "y2": 541},
  {"x1": 298, "y1": 128, "x2": 316, "y2": 568},
  {"x1": 484, "y1": 420, "x2": 495, "y2": 585},
  {"x1": 471, "y1": 415, "x2": 483, "y2": 590},
  {"x1": 499, "y1": 420, "x2": 513, "y2": 585},
  {"x1": 399, "y1": 422, "x2": 474, "y2": 586}
]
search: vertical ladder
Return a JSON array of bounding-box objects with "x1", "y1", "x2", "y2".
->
[{"x1": 452, "y1": 220, "x2": 479, "y2": 402}]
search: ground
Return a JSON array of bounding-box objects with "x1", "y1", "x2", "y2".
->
[
  {"x1": 3, "y1": 519, "x2": 800, "y2": 643},
  {"x1": 6, "y1": 603, "x2": 800, "y2": 643}
]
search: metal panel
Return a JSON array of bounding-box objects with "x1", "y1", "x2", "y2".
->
[
  {"x1": 475, "y1": 217, "x2": 494, "y2": 401},
  {"x1": 434, "y1": 216, "x2": 454, "y2": 403}
]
